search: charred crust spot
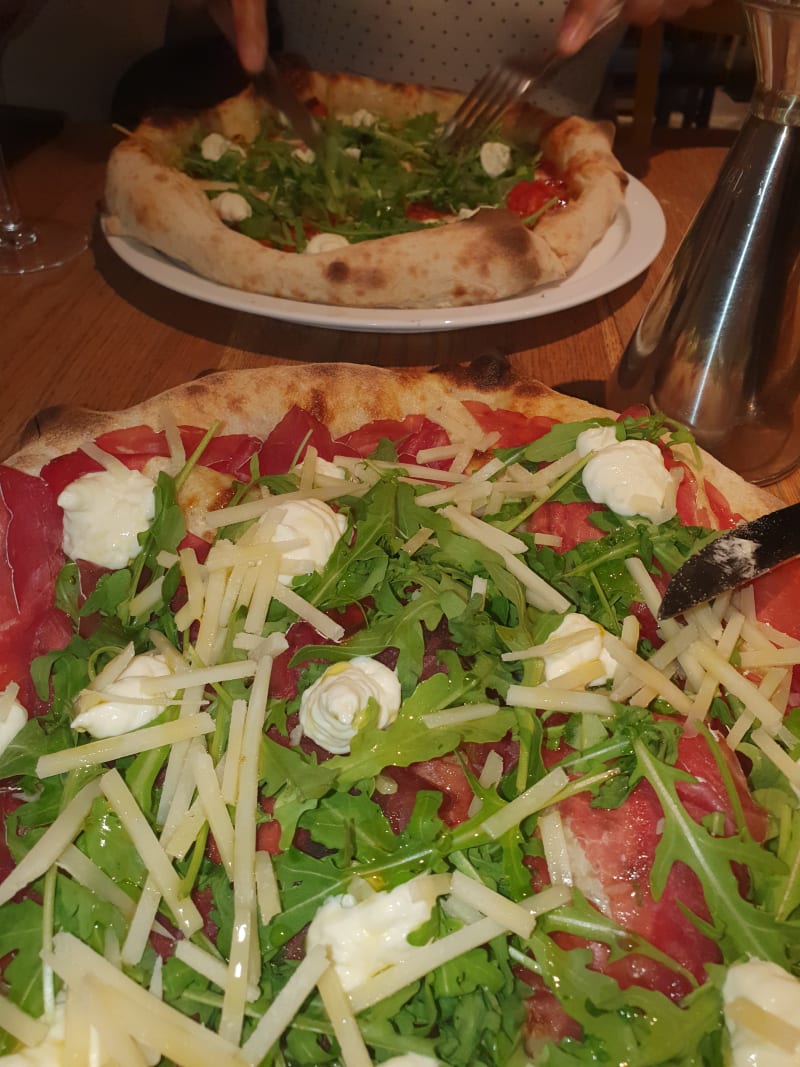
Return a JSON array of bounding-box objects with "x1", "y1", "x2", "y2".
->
[
  {"x1": 326, "y1": 260, "x2": 350, "y2": 283},
  {"x1": 492, "y1": 224, "x2": 531, "y2": 260}
]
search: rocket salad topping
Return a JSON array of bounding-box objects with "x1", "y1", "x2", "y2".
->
[
  {"x1": 1, "y1": 402, "x2": 800, "y2": 1067},
  {"x1": 180, "y1": 110, "x2": 566, "y2": 252}
]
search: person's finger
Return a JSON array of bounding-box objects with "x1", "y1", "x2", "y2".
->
[
  {"x1": 231, "y1": 0, "x2": 268, "y2": 73},
  {"x1": 556, "y1": 0, "x2": 597, "y2": 53}
]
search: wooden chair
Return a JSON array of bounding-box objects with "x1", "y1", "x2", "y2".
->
[{"x1": 629, "y1": 0, "x2": 750, "y2": 146}]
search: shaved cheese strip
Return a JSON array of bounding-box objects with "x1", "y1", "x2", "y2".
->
[
  {"x1": 242, "y1": 945, "x2": 329, "y2": 1065},
  {"x1": 36, "y1": 713, "x2": 215, "y2": 778},
  {"x1": 138, "y1": 660, "x2": 257, "y2": 694},
  {"x1": 100, "y1": 769, "x2": 202, "y2": 937},
  {"x1": 156, "y1": 685, "x2": 205, "y2": 825},
  {"x1": 128, "y1": 576, "x2": 166, "y2": 618},
  {"x1": 495, "y1": 549, "x2": 570, "y2": 613},
  {"x1": 528, "y1": 884, "x2": 572, "y2": 915},
  {"x1": 422, "y1": 702, "x2": 500, "y2": 728},
  {"x1": 195, "y1": 568, "x2": 229, "y2": 665},
  {"x1": 204, "y1": 495, "x2": 277, "y2": 529},
  {"x1": 220, "y1": 656, "x2": 272, "y2": 1044},
  {"x1": 507, "y1": 684, "x2": 615, "y2": 716},
  {"x1": 341, "y1": 456, "x2": 468, "y2": 485},
  {"x1": 244, "y1": 554, "x2": 280, "y2": 636},
  {"x1": 58, "y1": 844, "x2": 138, "y2": 924},
  {"x1": 271, "y1": 583, "x2": 345, "y2": 641},
  {"x1": 175, "y1": 941, "x2": 260, "y2": 1002},
  {"x1": 689, "y1": 612, "x2": 745, "y2": 720},
  {"x1": 690, "y1": 642, "x2": 784, "y2": 734},
  {"x1": 80, "y1": 439, "x2": 129, "y2": 475},
  {"x1": 221, "y1": 697, "x2": 247, "y2": 804},
  {"x1": 82, "y1": 984, "x2": 149, "y2": 1067},
  {"x1": 479, "y1": 767, "x2": 569, "y2": 840},
  {"x1": 441, "y1": 505, "x2": 528, "y2": 555},
  {"x1": 759, "y1": 667, "x2": 789, "y2": 700},
  {"x1": 317, "y1": 967, "x2": 373, "y2": 1067},
  {"x1": 546, "y1": 659, "x2": 609, "y2": 691},
  {"x1": 255, "y1": 850, "x2": 282, "y2": 925},
  {"x1": 479, "y1": 750, "x2": 504, "y2": 790},
  {"x1": 740, "y1": 645, "x2": 800, "y2": 669},
  {"x1": 349, "y1": 915, "x2": 504, "y2": 1013},
  {"x1": 0, "y1": 993, "x2": 49, "y2": 1047},
  {"x1": 63, "y1": 984, "x2": 95, "y2": 1067},
  {"x1": 175, "y1": 548, "x2": 206, "y2": 631},
  {"x1": 156, "y1": 550, "x2": 180, "y2": 569},
  {"x1": 502, "y1": 628, "x2": 600, "y2": 663},
  {"x1": 0, "y1": 681, "x2": 20, "y2": 721},
  {"x1": 401, "y1": 526, "x2": 435, "y2": 556},
  {"x1": 89, "y1": 642, "x2": 136, "y2": 691},
  {"x1": 532, "y1": 532, "x2": 563, "y2": 548},
  {"x1": 602, "y1": 635, "x2": 695, "y2": 716},
  {"x1": 538, "y1": 809, "x2": 572, "y2": 888},
  {"x1": 162, "y1": 796, "x2": 206, "y2": 860},
  {"x1": 189, "y1": 744, "x2": 235, "y2": 877},
  {"x1": 450, "y1": 871, "x2": 535, "y2": 938},
  {"x1": 46, "y1": 933, "x2": 248, "y2": 1067},
  {"x1": 160, "y1": 404, "x2": 186, "y2": 473},
  {"x1": 122, "y1": 875, "x2": 164, "y2": 966},
  {"x1": 752, "y1": 727, "x2": 800, "y2": 788},
  {"x1": 0, "y1": 779, "x2": 102, "y2": 907},
  {"x1": 688, "y1": 603, "x2": 725, "y2": 644},
  {"x1": 621, "y1": 613, "x2": 640, "y2": 650}
]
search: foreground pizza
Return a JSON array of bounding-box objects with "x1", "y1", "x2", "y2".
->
[
  {"x1": 1, "y1": 361, "x2": 799, "y2": 1067},
  {"x1": 104, "y1": 71, "x2": 626, "y2": 308}
]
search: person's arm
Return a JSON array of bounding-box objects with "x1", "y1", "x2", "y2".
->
[
  {"x1": 557, "y1": 0, "x2": 713, "y2": 54},
  {"x1": 229, "y1": 0, "x2": 267, "y2": 71}
]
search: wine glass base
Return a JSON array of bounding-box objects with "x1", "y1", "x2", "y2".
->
[{"x1": 0, "y1": 218, "x2": 88, "y2": 275}]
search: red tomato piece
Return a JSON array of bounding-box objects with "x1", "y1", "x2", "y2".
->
[
  {"x1": 404, "y1": 202, "x2": 445, "y2": 222},
  {"x1": 752, "y1": 554, "x2": 800, "y2": 697},
  {"x1": 527, "y1": 501, "x2": 606, "y2": 554},
  {"x1": 505, "y1": 177, "x2": 567, "y2": 219},
  {"x1": 461, "y1": 400, "x2": 556, "y2": 449}
]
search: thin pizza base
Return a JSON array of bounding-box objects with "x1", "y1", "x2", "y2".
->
[
  {"x1": 9, "y1": 358, "x2": 778, "y2": 522},
  {"x1": 104, "y1": 70, "x2": 627, "y2": 310}
]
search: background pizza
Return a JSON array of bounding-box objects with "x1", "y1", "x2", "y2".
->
[
  {"x1": 104, "y1": 71, "x2": 627, "y2": 309},
  {"x1": 0, "y1": 360, "x2": 798, "y2": 1067}
]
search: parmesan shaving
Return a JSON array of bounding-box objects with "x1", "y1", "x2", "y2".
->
[
  {"x1": 0, "y1": 993, "x2": 49, "y2": 1047},
  {"x1": 479, "y1": 767, "x2": 569, "y2": 840},
  {"x1": 538, "y1": 809, "x2": 572, "y2": 887},
  {"x1": 507, "y1": 684, "x2": 615, "y2": 716},
  {"x1": 422, "y1": 702, "x2": 500, "y2": 728},
  {"x1": 317, "y1": 967, "x2": 373, "y2": 1067},
  {"x1": 241, "y1": 946, "x2": 329, "y2": 1064},
  {"x1": 80, "y1": 440, "x2": 129, "y2": 475},
  {"x1": 449, "y1": 870, "x2": 535, "y2": 938},
  {"x1": 271, "y1": 582, "x2": 345, "y2": 641},
  {"x1": 255, "y1": 850, "x2": 282, "y2": 925}
]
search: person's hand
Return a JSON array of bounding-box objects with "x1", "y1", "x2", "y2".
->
[
  {"x1": 229, "y1": 0, "x2": 267, "y2": 72},
  {"x1": 557, "y1": 0, "x2": 713, "y2": 54}
]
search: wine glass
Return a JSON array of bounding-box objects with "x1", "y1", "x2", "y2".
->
[{"x1": 0, "y1": 0, "x2": 88, "y2": 274}]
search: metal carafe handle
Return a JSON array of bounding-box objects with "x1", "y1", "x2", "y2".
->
[{"x1": 608, "y1": 0, "x2": 800, "y2": 485}]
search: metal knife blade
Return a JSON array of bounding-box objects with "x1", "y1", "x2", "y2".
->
[
  {"x1": 252, "y1": 58, "x2": 320, "y2": 149},
  {"x1": 659, "y1": 502, "x2": 800, "y2": 620}
]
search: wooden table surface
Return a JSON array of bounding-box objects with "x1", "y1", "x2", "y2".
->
[{"x1": 4, "y1": 122, "x2": 798, "y2": 504}]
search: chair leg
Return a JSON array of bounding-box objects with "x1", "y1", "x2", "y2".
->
[{"x1": 631, "y1": 23, "x2": 665, "y2": 148}]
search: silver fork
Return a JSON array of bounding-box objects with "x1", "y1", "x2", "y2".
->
[{"x1": 440, "y1": 4, "x2": 623, "y2": 148}]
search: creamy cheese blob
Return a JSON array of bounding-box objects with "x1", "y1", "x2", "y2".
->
[
  {"x1": 303, "y1": 232, "x2": 351, "y2": 255},
  {"x1": 213, "y1": 191, "x2": 252, "y2": 223},
  {"x1": 292, "y1": 145, "x2": 316, "y2": 164},
  {"x1": 343, "y1": 145, "x2": 362, "y2": 160},
  {"x1": 299, "y1": 656, "x2": 401, "y2": 754},
  {"x1": 582, "y1": 440, "x2": 679, "y2": 525},
  {"x1": 346, "y1": 108, "x2": 378, "y2": 127},
  {"x1": 479, "y1": 141, "x2": 512, "y2": 177},
  {"x1": 71, "y1": 653, "x2": 176, "y2": 739},
  {"x1": 544, "y1": 612, "x2": 617, "y2": 686},
  {"x1": 58, "y1": 467, "x2": 156, "y2": 569},
  {"x1": 723, "y1": 959, "x2": 800, "y2": 1067},
  {"x1": 306, "y1": 882, "x2": 432, "y2": 991},
  {"x1": 575, "y1": 425, "x2": 619, "y2": 456},
  {"x1": 200, "y1": 132, "x2": 244, "y2": 161},
  {"x1": 262, "y1": 497, "x2": 347, "y2": 583},
  {"x1": 0, "y1": 691, "x2": 26, "y2": 758}
]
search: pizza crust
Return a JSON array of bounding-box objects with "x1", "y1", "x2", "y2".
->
[
  {"x1": 104, "y1": 70, "x2": 627, "y2": 309},
  {"x1": 8, "y1": 357, "x2": 779, "y2": 523}
]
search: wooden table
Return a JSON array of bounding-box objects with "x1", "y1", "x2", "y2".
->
[{"x1": 4, "y1": 123, "x2": 798, "y2": 504}]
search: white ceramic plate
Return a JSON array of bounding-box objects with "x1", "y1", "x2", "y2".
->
[{"x1": 105, "y1": 175, "x2": 665, "y2": 334}]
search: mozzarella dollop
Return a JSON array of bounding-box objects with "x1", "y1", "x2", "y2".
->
[
  {"x1": 582, "y1": 440, "x2": 679, "y2": 525},
  {"x1": 299, "y1": 656, "x2": 401, "y2": 754},
  {"x1": 0, "y1": 691, "x2": 26, "y2": 758},
  {"x1": 58, "y1": 467, "x2": 156, "y2": 569},
  {"x1": 200, "y1": 132, "x2": 244, "y2": 161},
  {"x1": 292, "y1": 145, "x2": 316, "y2": 164},
  {"x1": 575, "y1": 425, "x2": 619, "y2": 456},
  {"x1": 723, "y1": 959, "x2": 800, "y2": 1067},
  {"x1": 71, "y1": 654, "x2": 176, "y2": 739},
  {"x1": 261, "y1": 497, "x2": 347, "y2": 583},
  {"x1": 479, "y1": 141, "x2": 512, "y2": 178},
  {"x1": 544, "y1": 612, "x2": 617, "y2": 686},
  {"x1": 346, "y1": 108, "x2": 378, "y2": 127},
  {"x1": 213, "y1": 191, "x2": 252, "y2": 223},
  {"x1": 343, "y1": 145, "x2": 362, "y2": 160},
  {"x1": 306, "y1": 882, "x2": 432, "y2": 991},
  {"x1": 303, "y1": 232, "x2": 351, "y2": 255}
]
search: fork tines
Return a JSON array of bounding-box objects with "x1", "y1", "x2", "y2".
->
[{"x1": 441, "y1": 58, "x2": 542, "y2": 149}]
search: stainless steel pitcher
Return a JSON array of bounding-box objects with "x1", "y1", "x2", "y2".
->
[{"x1": 608, "y1": 0, "x2": 800, "y2": 485}]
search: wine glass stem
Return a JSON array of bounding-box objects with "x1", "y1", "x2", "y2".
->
[{"x1": 0, "y1": 144, "x2": 36, "y2": 249}]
